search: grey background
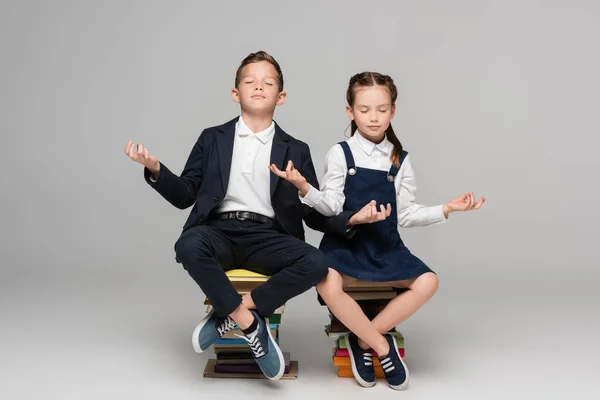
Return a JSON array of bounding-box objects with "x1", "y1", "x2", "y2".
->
[{"x1": 1, "y1": 0, "x2": 598, "y2": 399}]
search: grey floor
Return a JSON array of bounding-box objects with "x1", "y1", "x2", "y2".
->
[{"x1": 2, "y1": 266, "x2": 595, "y2": 400}]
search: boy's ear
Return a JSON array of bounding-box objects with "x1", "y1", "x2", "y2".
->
[
  {"x1": 276, "y1": 90, "x2": 287, "y2": 106},
  {"x1": 346, "y1": 105, "x2": 354, "y2": 121},
  {"x1": 231, "y1": 88, "x2": 240, "y2": 104}
]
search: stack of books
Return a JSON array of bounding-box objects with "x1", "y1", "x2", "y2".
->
[
  {"x1": 324, "y1": 281, "x2": 405, "y2": 379},
  {"x1": 202, "y1": 269, "x2": 298, "y2": 379}
]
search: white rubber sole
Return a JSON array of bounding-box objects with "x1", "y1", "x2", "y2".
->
[
  {"x1": 345, "y1": 332, "x2": 376, "y2": 388},
  {"x1": 386, "y1": 334, "x2": 409, "y2": 390},
  {"x1": 262, "y1": 316, "x2": 285, "y2": 381},
  {"x1": 192, "y1": 310, "x2": 214, "y2": 353}
]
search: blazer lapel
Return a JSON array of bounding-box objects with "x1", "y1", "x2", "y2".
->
[
  {"x1": 270, "y1": 123, "x2": 289, "y2": 198},
  {"x1": 216, "y1": 117, "x2": 238, "y2": 192}
]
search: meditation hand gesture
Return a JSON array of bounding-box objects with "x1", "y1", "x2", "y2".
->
[
  {"x1": 268, "y1": 160, "x2": 310, "y2": 196},
  {"x1": 125, "y1": 141, "x2": 160, "y2": 176},
  {"x1": 348, "y1": 200, "x2": 392, "y2": 225},
  {"x1": 442, "y1": 192, "x2": 485, "y2": 217}
]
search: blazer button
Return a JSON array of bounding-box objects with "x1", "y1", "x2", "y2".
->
[
  {"x1": 213, "y1": 197, "x2": 221, "y2": 203},
  {"x1": 197, "y1": 215, "x2": 205, "y2": 224}
]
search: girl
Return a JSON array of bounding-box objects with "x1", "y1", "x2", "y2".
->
[{"x1": 269, "y1": 72, "x2": 485, "y2": 390}]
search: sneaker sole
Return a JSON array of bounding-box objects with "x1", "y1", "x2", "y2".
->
[
  {"x1": 263, "y1": 316, "x2": 285, "y2": 381},
  {"x1": 345, "y1": 333, "x2": 376, "y2": 388},
  {"x1": 191, "y1": 311, "x2": 214, "y2": 353},
  {"x1": 386, "y1": 334, "x2": 409, "y2": 390}
]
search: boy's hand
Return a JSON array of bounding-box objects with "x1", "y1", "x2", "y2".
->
[
  {"x1": 268, "y1": 160, "x2": 310, "y2": 196},
  {"x1": 125, "y1": 141, "x2": 160, "y2": 177}
]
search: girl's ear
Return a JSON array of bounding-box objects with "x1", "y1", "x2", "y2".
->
[
  {"x1": 346, "y1": 105, "x2": 354, "y2": 121},
  {"x1": 391, "y1": 104, "x2": 396, "y2": 119}
]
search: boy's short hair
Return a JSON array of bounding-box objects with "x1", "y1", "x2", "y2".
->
[{"x1": 235, "y1": 51, "x2": 284, "y2": 92}]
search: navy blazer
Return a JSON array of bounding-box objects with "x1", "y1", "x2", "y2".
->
[{"x1": 144, "y1": 117, "x2": 353, "y2": 241}]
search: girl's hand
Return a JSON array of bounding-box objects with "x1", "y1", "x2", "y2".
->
[
  {"x1": 443, "y1": 192, "x2": 485, "y2": 217},
  {"x1": 268, "y1": 160, "x2": 310, "y2": 196},
  {"x1": 348, "y1": 200, "x2": 392, "y2": 225}
]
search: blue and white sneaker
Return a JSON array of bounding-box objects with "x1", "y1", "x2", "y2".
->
[
  {"x1": 237, "y1": 310, "x2": 285, "y2": 380},
  {"x1": 345, "y1": 332, "x2": 376, "y2": 387},
  {"x1": 379, "y1": 333, "x2": 409, "y2": 390},
  {"x1": 192, "y1": 308, "x2": 235, "y2": 353}
]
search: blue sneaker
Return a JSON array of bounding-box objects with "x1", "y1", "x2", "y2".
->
[
  {"x1": 237, "y1": 310, "x2": 285, "y2": 380},
  {"x1": 379, "y1": 333, "x2": 409, "y2": 390},
  {"x1": 192, "y1": 308, "x2": 235, "y2": 353},
  {"x1": 345, "y1": 332, "x2": 376, "y2": 387}
]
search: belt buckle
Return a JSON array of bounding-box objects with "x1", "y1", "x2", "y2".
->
[{"x1": 235, "y1": 211, "x2": 247, "y2": 221}]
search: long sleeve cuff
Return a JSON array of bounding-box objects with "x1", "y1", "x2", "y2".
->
[
  {"x1": 299, "y1": 183, "x2": 322, "y2": 207},
  {"x1": 429, "y1": 204, "x2": 448, "y2": 224}
]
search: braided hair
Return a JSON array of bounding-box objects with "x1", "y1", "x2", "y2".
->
[{"x1": 346, "y1": 72, "x2": 404, "y2": 167}]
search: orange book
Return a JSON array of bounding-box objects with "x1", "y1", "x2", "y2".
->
[
  {"x1": 337, "y1": 366, "x2": 386, "y2": 379},
  {"x1": 334, "y1": 356, "x2": 381, "y2": 367}
]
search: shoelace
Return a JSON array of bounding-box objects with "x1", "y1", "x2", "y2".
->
[
  {"x1": 235, "y1": 331, "x2": 266, "y2": 358},
  {"x1": 380, "y1": 355, "x2": 396, "y2": 374},
  {"x1": 216, "y1": 317, "x2": 235, "y2": 336},
  {"x1": 362, "y1": 351, "x2": 373, "y2": 367}
]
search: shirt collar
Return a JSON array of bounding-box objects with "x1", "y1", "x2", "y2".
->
[
  {"x1": 352, "y1": 131, "x2": 392, "y2": 156},
  {"x1": 237, "y1": 116, "x2": 275, "y2": 144}
]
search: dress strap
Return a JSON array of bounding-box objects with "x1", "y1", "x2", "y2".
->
[
  {"x1": 386, "y1": 150, "x2": 408, "y2": 182},
  {"x1": 338, "y1": 141, "x2": 357, "y2": 176}
]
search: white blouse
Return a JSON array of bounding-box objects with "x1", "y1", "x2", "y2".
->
[{"x1": 301, "y1": 133, "x2": 447, "y2": 229}]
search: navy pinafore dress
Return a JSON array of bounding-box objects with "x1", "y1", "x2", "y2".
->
[{"x1": 319, "y1": 141, "x2": 434, "y2": 282}]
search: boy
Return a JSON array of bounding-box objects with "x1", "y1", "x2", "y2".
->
[{"x1": 124, "y1": 51, "x2": 389, "y2": 380}]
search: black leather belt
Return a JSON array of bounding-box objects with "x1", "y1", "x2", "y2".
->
[{"x1": 213, "y1": 211, "x2": 273, "y2": 223}]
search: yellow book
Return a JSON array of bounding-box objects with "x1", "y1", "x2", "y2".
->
[{"x1": 225, "y1": 269, "x2": 270, "y2": 282}]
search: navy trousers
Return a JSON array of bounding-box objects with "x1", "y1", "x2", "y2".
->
[{"x1": 174, "y1": 218, "x2": 328, "y2": 317}]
